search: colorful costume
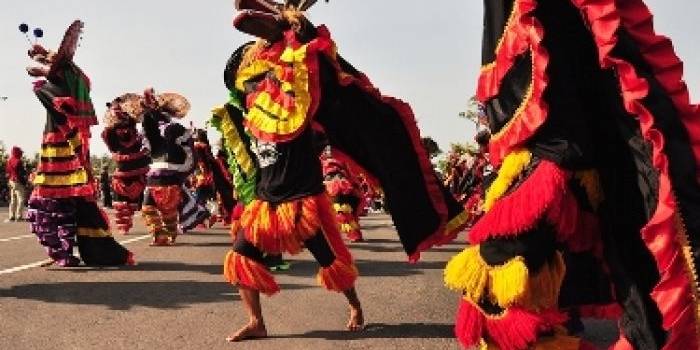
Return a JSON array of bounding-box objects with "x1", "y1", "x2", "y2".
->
[
  {"x1": 140, "y1": 91, "x2": 202, "y2": 245},
  {"x1": 445, "y1": 1, "x2": 700, "y2": 349},
  {"x1": 26, "y1": 20, "x2": 132, "y2": 267},
  {"x1": 322, "y1": 154, "x2": 364, "y2": 242},
  {"x1": 193, "y1": 130, "x2": 235, "y2": 226},
  {"x1": 211, "y1": 2, "x2": 468, "y2": 296},
  {"x1": 102, "y1": 94, "x2": 150, "y2": 235}
]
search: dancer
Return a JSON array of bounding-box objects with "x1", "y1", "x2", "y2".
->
[
  {"x1": 24, "y1": 20, "x2": 133, "y2": 267},
  {"x1": 322, "y1": 151, "x2": 365, "y2": 242},
  {"x1": 102, "y1": 94, "x2": 151, "y2": 235},
  {"x1": 139, "y1": 88, "x2": 199, "y2": 245},
  {"x1": 444, "y1": 1, "x2": 700, "y2": 348},
  {"x1": 5, "y1": 146, "x2": 28, "y2": 222},
  {"x1": 193, "y1": 129, "x2": 235, "y2": 227},
  {"x1": 212, "y1": 0, "x2": 468, "y2": 342}
]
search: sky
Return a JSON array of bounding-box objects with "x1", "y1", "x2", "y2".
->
[{"x1": 0, "y1": 0, "x2": 698, "y2": 156}]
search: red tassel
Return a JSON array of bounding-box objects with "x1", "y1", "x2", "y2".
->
[
  {"x1": 485, "y1": 307, "x2": 565, "y2": 350},
  {"x1": 223, "y1": 251, "x2": 280, "y2": 296},
  {"x1": 454, "y1": 298, "x2": 485, "y2": 349},
  {"x1": 316, "y1": 258, "x2": 358, "y2": 292},
  {"x1": 469, "y1": 160, "x2": 569, "y2": 244}
]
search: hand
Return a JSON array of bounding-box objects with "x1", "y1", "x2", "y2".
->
[
  {"x1": 142, "y1": 87, "x2": 158, "y2": 109},
  {"x1": 26, "y1": 66, "x2": 48, "y2": 77}
]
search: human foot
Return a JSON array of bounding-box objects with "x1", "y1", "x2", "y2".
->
[
  {"x1": 225, "y1": 321, "x2": 267, "y2": 342},
  {"x1": 347, "y1": 304, "x2": 365, "y2": 331}
]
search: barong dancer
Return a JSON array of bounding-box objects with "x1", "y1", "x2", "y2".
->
[
  {"x1": 139, "y1": 88, "x2": 198, "y2": 245},
  {"x1": 444, "y1": 1, "x2": 700, "y2": 348},
  {"x1": 24, "y1": 20, "x2": 133, "y2": 267},
  {"x1": 211, "y1": 0, "x2": 469, "y2": 342},
  {"x1": 102, "y1": 94, "x2": 151, "y2": 235}
]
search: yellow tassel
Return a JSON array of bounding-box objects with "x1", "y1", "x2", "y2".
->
[
  {"x1": 444, "y1": 245, "x2": 488, "y2": 303},
  {"x1": 523, "y1": 252, "x2": 566, "y2": 311},
  {"x1": 487, "y1": 256, "x2": 529, "y2": 307},
  {"x1": 483, "y1": 149, "x2": 532, "y2": 212}
]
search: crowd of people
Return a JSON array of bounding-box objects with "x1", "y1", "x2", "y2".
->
[{"x1": 6, "y1": 0, "x2": 700, "y2": 348}]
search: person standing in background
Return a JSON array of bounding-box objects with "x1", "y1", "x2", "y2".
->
[
  {"x1": 100, "y1": 165, "x2": 112, "y2": 208},
  {"x1": 5, "y1": 146, "x2": 27, "y2": 222}
]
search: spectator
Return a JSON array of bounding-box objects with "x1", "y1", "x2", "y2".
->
[
  {"x1": 5, "y1": 146, "x2": 28, "y2": 222},
  {"x1": 100, "y1": 165, "x2": 112, "y2": 208}
]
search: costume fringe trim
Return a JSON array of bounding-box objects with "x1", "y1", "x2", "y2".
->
[
  {"x1": 454, "y1": 298, "x2": 568, "y2": 350},
  {"x1": 446, "y1": 246, "x2": 564, "y2": 310},
  {"x1": 488, "y1": 256, "x2": 529, "y2": 308},
  {"x1": 469, "y1": 160, "x2": 569, "y2": 244},
  {"x1": 241, "y1": 195, "x2": 321, "y2": 254},
  {"x1": 444, "y1": 246, "x2": 489, "y2": 302},
  {"x1": 224, "y1": 251, "x2": 280, "y2": 296},
  {"x1": 484, "y1": 149, "x2": 532, "y2": 212},
  {"x1": 316, "y1": 258, "x2": 358, "y2": 292}
]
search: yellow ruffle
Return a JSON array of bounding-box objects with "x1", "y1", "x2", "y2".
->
[
  {"x1": 444, "y1": 245, "x2": 489, "y2": 302},
  {"x1": 445, "y1": 245, "x2": 554, "y2": 309},
  {"x1": 235, "y1": 46, "x2": 313, "y2": 139},
  {"x1": 483, "y1": 149, "x2": 532, "y2": 211},
  {"x1": 211, "y1": 105, "x2": 256, "y2": 177},
  {"x1": 41, "y1": 144, "x2": 78, "y2": 158},
  {"x1": 34, "y1": 168, "x2": 88, "y2": 186},
  {"x1": 487, "y1": 256, "x2": 529, "y2": 307}
]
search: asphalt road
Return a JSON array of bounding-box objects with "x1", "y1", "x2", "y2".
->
[{"x1": 0, "y1": 210, "x2": 618, "y2": 349}]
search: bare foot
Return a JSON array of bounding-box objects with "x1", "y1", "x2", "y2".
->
[
  {"x1": 226, "y1": 321, "x2": 267, "y2": 342},
  {"x1": 347, "y1": 304, "x2": 365, "y2": 332}
]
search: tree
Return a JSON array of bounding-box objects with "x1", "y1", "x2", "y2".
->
[
  {"x1": 421, "y1": 136, "x2": 442, "y2": 159},
  {"x1": 458, "y1": 95, "x2": 482, "y2": 125}
]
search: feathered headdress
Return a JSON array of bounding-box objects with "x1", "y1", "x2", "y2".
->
[{"x1": 233, "y1": 0, "x2": 328, "y2": 41}]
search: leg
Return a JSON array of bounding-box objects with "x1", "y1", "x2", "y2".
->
[
  {"x1": 226, "y1": 286, "x2": 268, "y2": 342},
  {"x1": 7, "y1": 181, "x2": 17, "y2": 221},
  {"x1": 342, "y1": 287, "x2": 364, "y2": 331},
  {"x1": 15, "y1": 183, "x2": 26, "y2": 220},
  {"x1": 142, "y1": 188, "x2": 166, "y2": 244},
  {"x1": 224, "y1": 233, "x2": 279, "y2": 342}
]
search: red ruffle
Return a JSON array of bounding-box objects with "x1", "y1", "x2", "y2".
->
[
  {"x1": 113, "y1": 149, "x2": 149, "y2": 162},
  {"x1": 454, "y1": 298, "x2": 566, "y2": 350},
  {"x1": 36, "y1": 158, "x2": 83, "y2": 173},
  {"x1": 113, "y1": 168, "x2": 149, "y2": 179},
  {"x1": 477, "y1": 0, "x2": 551, "y2": 167},
  {"x1": 30, "y1": 184, "x2": 95, "y2": 199},
  {"x1": 570, "y1": 0, "x2": 700, "y2": 348},
  {"x1": 112, "y1": 178, "x2": 146, "y2": 201},
  {"x1": 224, "y1": 251, "x2": 280, "y2": 296},
  {"x1": 468, "y1": 160, "x2": 569, "y2": 245}
]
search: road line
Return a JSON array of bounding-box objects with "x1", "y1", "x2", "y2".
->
[
  {"x1": 0, "y1": 234, "x2": 35, "y2": 243},
  {"x1": 0, "y1": 234, "x2": 151, "y2": 276}
]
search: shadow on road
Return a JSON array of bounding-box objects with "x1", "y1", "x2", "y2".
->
[
  {"x1": 281, "y1": 259, "x2": 446, "y2": 278},
  {"x1": 47, "y1": 262, "x2": 225, "y2": 275},
  {"x1": 0, "y1": 281, "x2": 309, "y2": 310},
  {"x1": 279, "y1": 322, "x2": 453, "y2": 340}
]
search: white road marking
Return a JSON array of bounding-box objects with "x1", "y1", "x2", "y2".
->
[
  {"x1": 0, "y1": 234, "x2": 35, "y2": 243},
  {"x1": 0, "y1": 234, "x2": 151, "y2": 276}
]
